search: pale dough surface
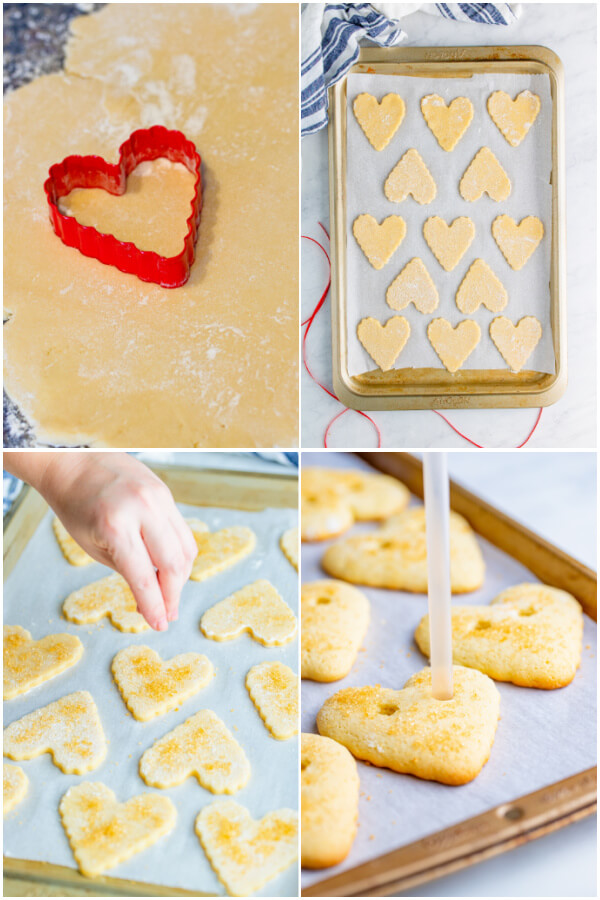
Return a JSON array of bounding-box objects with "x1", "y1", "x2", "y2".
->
[
  {"x1": 427, "y1": 318, "x2": 482, "y2": 373},
  {"x1": 487, "y1": 90, "x2": 541, "y2": 147},
  {"x1": 245, "y1": 661, "x2": 298, "y2": 740},
  {"x1": 301, "y1": 580, "x2": 370, "y2": 682},
  {"x1": 423, "y1": 216, "x2": 475, "y2": 272},
  {"x1": 356, "y1": 316, "x2": 410, "y2": 372},
  {"x1": 420, "y1": 94, "x2": 474, "y2": 151},
  {"x1": 384, "y1": 148, "x2": 437, "y2": 204},
  {"x1": 190, "y1": 525, "x2": 256, "y2": 582},
  {"x1": 52, "y1": 518, "x2": 94, "y2": 566},
  {"x1": 4, "y1": 624, "x2": 83, "y2": 700},
  {"x1": 279, "y1": 527, "x2": 298, "y2": 570},
  {"x1": 492, "y1": 214, "x2": 544, "y2": 270},
  {"x1": 4, "y1": 763, "x2": 29, "y2": 816},
  {"x1": 200, "y1": 579, "x2": 297, "y2": 647},
  {"x1": 490, "y1": 315, "x2": 542, "y2": 372},
  {"x1": 455, "y1": 259, "x2": 508, "y2": 314},
  {"x1": 386, "y1": 257, "x2": 439, "y2": 314},
  {"x1": 4, "y1": 4, "x2": 298, "y2": 447},
  {"x1": 459, "y1": 147, "x2": 511, "y2": 202},
  {"x1": 63, "y1": 573, "x2": 149, "y2": 632},
  {"x1": 353, "y1": 93, "x2": 405, "y2": 151},
  {"x1": 352, "y1": 214, "x2": 406, "y2": 269}
]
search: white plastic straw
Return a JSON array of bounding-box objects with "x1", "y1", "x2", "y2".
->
[{"x1": 423, "y1": 452, "x2": 454, "y2": 700}]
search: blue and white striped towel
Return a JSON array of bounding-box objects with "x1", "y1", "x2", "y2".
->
[{"x1": 302, "y1": 3, "x2": 521, "y2": 137}]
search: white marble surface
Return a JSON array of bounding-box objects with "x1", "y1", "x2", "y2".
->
[{"x1": 301, "y1": 3, "x2": 596, "y2": 448}]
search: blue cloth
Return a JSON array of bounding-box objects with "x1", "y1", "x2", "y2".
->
[
  {"x1": 301, "y1": 2, "x2": 520, "y2": 136},
  {"x1": 3, "y1": 473, "x2": 22, "y2": 515}
]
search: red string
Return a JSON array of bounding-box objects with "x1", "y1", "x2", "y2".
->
[{"x1": 432, "y1": 407, "x2": 543, "y2": 449}]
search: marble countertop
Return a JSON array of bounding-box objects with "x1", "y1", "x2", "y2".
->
[{"x1": 301, "y1": 3, "x2": 596, "y2": 448}]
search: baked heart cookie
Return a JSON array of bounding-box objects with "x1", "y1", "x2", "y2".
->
[
  {"x1": 4, "y1": 625, "x2": 83, "y2": 700},
  {"x1": 190, "y1": 525, "x2": 256, "y2": 582},
  {"x1": 384, "y1": 148, "x2": 437, "y2": 205},
  {"x1": 112, "y1": 645, "x2": 214, "y2": 721},
  {"x1": 4, "y1": 763, "x2": 28, "y2": 816},
  {"x1": 280, "y1": 527, "x2": 298, "y2": 570},
  {"x1": 353, "y1": 92, "x2": 405, "y2": 151},
  {"x1": 492, "y1": 214, "x2": 544, "y2": 270},
  {"x1": 317, "y1": 665, "x2": 500, "y2": 785},
  {"x1": 4, "y1": 691, "x2": 107, "y2": 774},
  {"x1": 420, "y1": 94, "x2": 474, "y2": 151},
  {"x1": 423, "y1": 216, "x2": 475, "y2": 272},
  {"x1": 487, "y1": 89, "x2": 541, "y2": 147},
  {"x1": 301, "y1": 580, "x2": 370, "y2": 682},
  {"x1": 196, "y1": 799, "x2": 298, "y2": 897},
  {"x1": 415, "y1": 583, "x2": 583, "y2": 689},
  {"x1": 427, "y1": 318, "x2": 481, "y2": 373},
  {"x1": 352, "y1": 214, "x2": 406, "y2": 269},
  {"x1": 459, "y1": 147, "x2": 511, "y2": 202},
  {"x1": 63, "y1": 573, "x2": 149, "y2": 632},
  {"x1": 301, "y1": 487, "x2": 354, "y2": 543},
  {"x1": 200, "y1": 580, "x2": 297, "y2": 647},
  {"x1": 455, "y1": 259, "x2": 508, "y2": 314},
  {"x1": 357, "y1": 316, "x2": 410, "y2": 372},
  {"x1": 322, "y1": 506, "x2": 485, "y2": 593},
  {"x1": 490, "y1": 315, "x2": 542, "y2": 372},
  {"x1": 59, "y1": 782, "x2": 176, "y2": 877},
  {"x1": 246, "y1": 661, "x2": 298, "y2": 740},
  {"x1": 386, "y1": 257, "x2": 439, "y2": 314},
  {"x1": 301, "y1": 732, "x2": 359, "y2": 869},
  {"x1": 52, "y1": 517, "x2": 93, "y2": 566},
  {"x1": 139, "y1": 709, "x2": 250, "y2": 793}
]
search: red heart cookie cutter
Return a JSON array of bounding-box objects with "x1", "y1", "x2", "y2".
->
[{"x1": 44, "y1": 126, "x2": 202, "y2": 289}]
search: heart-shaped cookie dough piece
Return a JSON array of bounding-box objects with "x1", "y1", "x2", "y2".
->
[
  {"x1": 456, "y1": 259, "x2": 508, "y2": 314},
  {"x1": 490, "y1": 315, "x2": 542, "y2": 372},
  {"x1": 352, "y1": 214, "x2": 406, "y2": 269},
  {"x1": 384, "y1": 148, "x2": 437, "y2": 205},
  {"x1": 427, "y1": 318, "x2": 481, "y2": 372},
  {"x1": 357, "y1": 316, "x2": 410, "y2": 372},
  {"x1": 415, "y1": 583, "x2": 583, "y2": 689},
  {"x1": 322, "y1": 506, "x2": 484, "y2": 593},
  {"x1": 112, "y1": 645, "x2": 214, "y2": 721},
  {"x1": 4, "y1": 763, "x2": 28, "y2": 815},
  {"x1": 4, "y1": 691, "x2": 107, "y2": 774},
  {"x1": 196, "y1": 799, "x2": 298, "y2": 897},
  {"x1": 386, "y1": 257, "x2": 439, "y2": 314},
  {"x1": 191, "y1": 525, "x2": 256, "y2": 581},
  {"x1": 317, "y1": 665, "x2": 500, "y2": 785},
  {"x1": 59, "y1": 782, "x2": 176, "y2": 877},
  {"x1": 492, "y1": 214, "x2": 544, "y2": 270},
  {"x1": 421, "y1": 94, "x2": 474, "y2": 151},
  {"x1": 4, "y1": 625, "x2": 83, "y2": 700},
  {"x1": 301, "y1": 733, "x2": 359, "y2": 869},
  {"x1": 201, "y1": 579, "x2": 297, "y2": 646},
  {"x1": 140, "y1": 709, "x2": 250, "y2": 792},
  {"x1": 487, "y1": 90, "x2": 541, "y2": 147},
  {"x1": 246, "y1": 661, "x2": 298, "y2": 740},
  {"x1": 63, "y1": 573, "x2": 149, "y2": 632},
  {"x1": 52, "y1": 517, "x2": 93, "y2": 566},
  {"x1": 280, "y1": 527, "x2": 298, "y2": 570},
  {"x1": 459, "y1": 147, "x2": 511, "y2": 202},
  {"x1": 301, "y1": 580, "x2": 370, "y2": 682},
  {"x1": 423, "y1": 216, "x2": 475, "y2": 271},
  {"x1": 353, "y1": 92, "x2": 405, "y2": 151}
]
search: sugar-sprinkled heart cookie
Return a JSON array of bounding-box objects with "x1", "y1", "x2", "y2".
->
[
  {"x1": 4, "y1": 625, "x2": 83, "y2": 700},
  {"x1": 201, "y1": 580, "x2": 297, "y2": 647},
  {"x1": 384, "y1": 149, "x2": 437, "y2": 205},
  {"x1": 487, "y1": 90, "x2": 540, "y2": 147},
  {"x1": 492, "y1": 214, "x2": 544, "y2": 270},
  {"x1": 386, "y1": 257, "x2": 439, "y2": 314},
  {"x1": 456, "y1": 259, "x2": 508, "y2": 314},
  {"x1": 301, "y1": 580, "x2": 370, "y2": 682},
  {"x1": 490, "y1": 315, "x2": 542, "y2": 372},
  {"x1": 52, "y1": 517, "x2": 93, "y2": 566},
  {"x1": 415, "y1": 583, "x2": 583, "y2": 689},
  {"x1": 63, "y1": 573, "x2": 148, "y2": 632},
  {"x1": 459, "y1": 147, "x2": 511, "y2": 202},
  {"x1": 196, "y1": 799, "x2": 298, "y2": 897},
  {"x1": 246, "y1": 661, "x2": 298, "y2": 740},
  {"x1": 190, "y1": 525, "x2": 256, "y2": 582},
  {"x1": 421, "y1": 94, "x2": 474, "y2": 151},
  {"x1": 427, "y1": 318, "x2": 481, "y2": 373},
  {"x1": 4, "y1": 763, "x2": 28, "y2": 816},
  {"x1": 352, "y1": 214, "x2": 406, "y2": 269},
  {"x1": 357, "y1": 316, "x2": 410, "y2": 372},
  {"x1": 317, "y1": 665, "x2": 500, "y2": 785},
  {"x1": 59, "y1": 781, "x2": 176, "y2": 877},
  {"x1": 4, "y1": 691, "x2": 107, "y2": 774},
  {"x1": 423, "y1": 216, "x2": 475, "y2": 272},
  {"x1": 280, "y1": 527, "x2": 298, "y2": 570},
  {"x1": 353, "y1": 92, "x2": 405, "y2": 151}
]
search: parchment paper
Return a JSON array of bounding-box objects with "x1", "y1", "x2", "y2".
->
[
  {"x1": 301, "y1": 454, "x2": 596, "y2": 889},
  {"x1": 4, "y1": 501, "x2": 299, "y2": 898},
  {"x1": 346, "y1": 72, "x2": 555, "y2": 376}
]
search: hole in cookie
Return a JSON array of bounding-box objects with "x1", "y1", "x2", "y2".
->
[
  {"x1": 504, "y1": 806, "x2": 524, "y2": 821},
  {"x1": 518, "y1": 607, "x2": 536, "y2": 617},
  {"x1": 301, "y1": 758, "x2": 311, "y2": 771},
  {"x1": 474, "y1": 620, "x2": 492, "y2": 630},
  {"x1": 379, "y1": 703, "x2": 398, "y2": 716},
  {"x1": 316, "y1": 597, "x2": 331, "y2": 605}
]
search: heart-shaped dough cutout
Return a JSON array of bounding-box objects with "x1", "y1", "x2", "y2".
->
[
  {"x1": 63, "y1": 573, "x2": 149, "y2": 632},
  {"x1": 384, "y1": 149, "x2": 437, "y2": 205},
  {"x1": 4, "y1": 625, "x2": 83, "y2": 700},
  {"x1": 190, "y1": 525, "x2": 256, "y2": 582},
  {"x1": 301, "y1": 580, "x2": 370, "y2": 682},
  {"x1": 423, "y1": 216, "x2": 475, "y2": 271},
  {"x1": 4, "y1": 690, "x2": 107, "y2": 774},
  {"x1": 322, "y1": 506, "x2": 484, "y2": 593},
  {"x1": 456, "y1": 259, "x2": 508, "y2": 314},
  {"x1": 459, "y1": 147, "x2": 511, "y2": 202},
  {"x1": 246, "y1": 661, "x2": 298, "y2": 740},
  {"x1": 487, "y1": 90, "x2": 541, "y2": 147},
  {"x1": 352, "y1": 214, "x2": 406, "y2": 269},
  {"x1": 427, "y1": 318, "x2": 481, "y2": 372},
  {"x1": 492, "y1": 214, "x2": 544, "y2": 270},
  {"x1": 201, "y1": 579, "x2": 297, "y2": 646},
  {"x1": 421, "y1": 94, "x2": 474, "y2": 151},
  {"x1": 353, "y1": 92, "x2": 405, "y2": 151},
  {"x1": 53, "y1": 517, "x2": 93, "y2": 566},
  {"x1": 196, "y1": 799, "x2": 298, "y2": 897},
  {"x1": 140, "y1": 709, "x2": 250, "y2": 792},
  {"x1": 301, "y1": 733, "x2": 359, "y2": 869},
  {"x1": 112, "y1": 645, "x2": 214, "y2": 721},
  {"x1": 416, "y1": 583, "x2": 583, "y2": 689},
  {"x1": 386, "y1": 257, "x2": 439, "y2": 314},
  {"x1": 59, "y1": 782, "x2": 176, "y2": 877},
  {"x1": 357, "y1": 316, "x2": 410, "y2": 372},
  {"x1": 490, "y1": 315, "x2": 542, "y2": 372},
  {"x1": 4, "y1": 763, "x2": 28, "y2": 815},
  {"x1": 317, "y1": 666, "x2": 500, "y2": 785},
  {"x1": 280, "y1": 527, "x2": 298, "y2": 570}
]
